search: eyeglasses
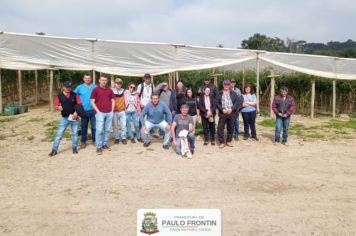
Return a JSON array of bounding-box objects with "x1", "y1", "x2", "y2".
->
[{"x1": 130, "y1": 86, "x2": 135, "y2": 89}]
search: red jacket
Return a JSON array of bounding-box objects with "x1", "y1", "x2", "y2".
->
[{"x1": 272, "y1": 95, "x2": 295, "y2": 117}]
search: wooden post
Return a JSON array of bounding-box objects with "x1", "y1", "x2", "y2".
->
[
  {"x1": 332, "y1": 79, "x2": 336, "y2": 119},
  {"x1": 242, "y1": 64, "x2": 245, "y2": 91},
  {"x1": 256, "y1": 54, "x2": 260, "y2": 113},
  {"x1": 92, "y1": 70, "x2": 96, "y2": 84},
  {"x1": 269, "y1": 71, "x2": 275, "y2": 118},
  {"x1": 17, "y1": 70, "x2": 23, "y2": 106},
  {"x1": 311, "y1": 77, "x2": 316, "y2": 119},
  {"x1": 35, "y1": 70, "x2": 38, "y2": 105},
  {"x1": 0, "y1": 69, "x2": 2, "y2": 113},
  {"x1": 49, "y1": 70, "x2": 54, "y2": 112}
]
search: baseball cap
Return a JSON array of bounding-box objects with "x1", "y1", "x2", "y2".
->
[
  {"x1": 63, "y1": 81, "x2": 72, "y2": 88},
  {"x1": 230, "y1": 79, "x2": 236, "y2": 83},
  {"x1": 223, "y1": 80, "x2": 231, "y2": 85}
]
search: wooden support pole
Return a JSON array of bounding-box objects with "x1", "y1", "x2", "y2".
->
[
  {"x1": 256, "y1": 55, "x2": 260, "y2": 113},
  {"x1": 35, "y1": 70, "x2": 38, "y2": 105},
  {"x1": 242, "y1": 64, "x2": 245, "y2": 91},
  {"x1": 17, "y1": 70, "x2": 23, "y2": 106},
  {"x1": 0, "y1": 69, "x2": 2, "y2": 113},
  {"x1": 269, "y1": 71, "x2": 275, "y2": 118},
  {"x1": 332, "y1": 79, "x2": 336, "y2": 119},
  {"x1": 311, "y1": 77, "x2": 316, "y2": 119},
  {"x1": 92, "y1": 70, "x2": 96, "y2": 84},
  {"x1": 111, "y1": 74, "x2": 115, "y2": 88},
  {"x1": 49, "y1": 70, "x2": 54, "y2": 112}
]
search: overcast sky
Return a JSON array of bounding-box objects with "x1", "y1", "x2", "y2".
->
[{"x1": 1, "y1": 0, "x2": 355, "y2": 48}]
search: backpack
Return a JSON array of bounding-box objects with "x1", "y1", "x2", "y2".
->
[{"x1": 139, "y1": 83, "x2": 154, "y2": 98}]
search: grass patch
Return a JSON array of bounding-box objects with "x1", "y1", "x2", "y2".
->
[
  {"x1": 195, "y1": 122, "x2": 204, "y2": 135},
  {"x1": 258, "y1": 118, "x2": 275, "y2": 127},
  {"x1": 27, "y1": 117, "x2": 45, "y2": 123},
  {"x1": 0, "y1": 117, "x2": 17, "y2": 123},
  {"x1": 324, "y1": 119, "x2": 356, "y2": 130},
  {"x1": 27, "y1": 135, "x2": 35, "y2": 141}
]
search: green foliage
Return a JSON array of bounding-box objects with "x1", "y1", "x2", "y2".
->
[
  {"x1": 325, "y1": 119, "x2": 356, "y2": 130},
  {"x1": 258, "y1": 118, "x2": 275, "y2": 127},
  {"x1": 241, "y1": 33, "x2": 285, "y2": 52}
]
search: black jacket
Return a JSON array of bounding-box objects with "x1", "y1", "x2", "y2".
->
[
  {"x1": 216, "y1": 90, "x2": 243, "y2": 116},
  {"x1": 198, "y1": 94, "x2": 217, "y2": 117}
]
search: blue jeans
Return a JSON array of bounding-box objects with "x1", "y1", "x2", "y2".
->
[
  {"x1": 275, "y1": 116, "x2": 290, "y2": 143},
  {"x1": 241, "y1": 111, "x2": 257, "y2": 138},
  {"x1": 112, "y1": 111, "x2": 127, "y2": 140},
  {"x1": 95, "y1": 112, "x2": 113, "y2": 148},
  {"x1": 52, "y1": 117, "x2": 78, "y2": 151},
  {"x1": 126, "y1": 111, "x2": 141, "y2": 140},
  {"x1": 144, "y1": 120, "x2": 171, "y2": 145},
  {"x1": 175, "y1": 132, "x2": 195, "y2": 155},
  {"x1": 81, "y1": 109, "x2": 96, "y2": 143}
]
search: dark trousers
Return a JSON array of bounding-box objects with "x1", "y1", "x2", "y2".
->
[
  {"x1": 241, "y1": 111, "x2": 257, "y2": 138},
  {"x1": 81, "y1": 109, "x2": 96, "y2": 143},
  {"x1": 218, "y1": 113, "x2": 234, "y2": 143},
  {"x1": 201, "y1": 116, "x2": 215, "y2": 143}
]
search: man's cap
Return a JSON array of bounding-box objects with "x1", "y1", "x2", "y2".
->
[
  {"x1": 204, "y1": 77, "x2": 211, "y2": 81},
  {"x1": 63, "y1": 81, "x2": 72, "y2": 88},
  {"x1": 223, "y1": 80, "x2": 231, "y2": 85},
  {"x1": 143, "y1": 73, "x2": 151, "y2": 79},
  {"x1": 230, "y1": 79, "x2": 236, "y2": 83}
]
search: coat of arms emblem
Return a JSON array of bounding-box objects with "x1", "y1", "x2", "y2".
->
[{"x1": 141, "y1": 212, "x2": 159, "y2": 234}]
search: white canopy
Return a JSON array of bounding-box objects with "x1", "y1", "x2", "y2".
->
[{"x1": 1, "y1": 32, "x2": 356, "y2": 80}]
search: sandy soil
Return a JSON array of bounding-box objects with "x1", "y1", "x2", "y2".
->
[{"x1": 0, "y1": 106, "x2": 356, "y2": 235}]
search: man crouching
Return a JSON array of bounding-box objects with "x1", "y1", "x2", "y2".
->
[
  {"x1": 140, "y1": 92, "x2": 172, "y2": 149},
  {"x1": 171, "y1": 104, "x2": 195, "y2": 158}
]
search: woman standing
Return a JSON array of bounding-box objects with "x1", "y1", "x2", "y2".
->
[
  {"x1": 198, "y1": 87, "x2": 216, "y2": 146},
  {"x1": 124, "y1": 82, "x2": 142, "y2": 143},
  {"x1": 185, "y1": 88, "x2": 199, "y2": 126},
  {"x1": 241, "y1": 84, "x2": 258, "y2": 141}
]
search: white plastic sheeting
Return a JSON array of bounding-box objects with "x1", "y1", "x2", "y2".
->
[{"x1": 1, "y1": 32, "x2": 356, "y2": 80}]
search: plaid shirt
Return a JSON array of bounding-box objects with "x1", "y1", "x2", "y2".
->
[{"x1": 222, "y1": 91, "x2": 233, "y2": 109}]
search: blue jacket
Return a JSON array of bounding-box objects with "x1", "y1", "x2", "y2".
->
[{"x1": 140, "y1": 101, "x2": 173, "y2": 125}]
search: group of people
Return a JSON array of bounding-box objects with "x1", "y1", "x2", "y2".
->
[{"x1": 48, "y1": 73, "x2": 295, "y2": 158}]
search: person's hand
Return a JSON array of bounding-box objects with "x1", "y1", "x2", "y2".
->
[
  {"x1": 72, "y1": 113, "x2": 78, "y2": 120},
  {"x1": 223, "y1": 109, "x2": 227, "y2": 114},
  {"x1": 57, "y1": 105, "x2": 63, "y2": 111},
  {"x1": 207, "y1": 111, "x2": 212, "y2": 117},
  {"x1": 227, "y1": 109, "x2": 232, "y2": 114},
  {"x1": 173, "y1": 140, "x2": 178, "y2": 147},
  {"x1": 278, "y1": 113, "x2": 283, "y2": 117},
  {"x1": 165, "y1": 125, "x2": 171, "y2": 131},
  {"x1": 141, "y1": 126, "x2": 146, "y2": 133}
]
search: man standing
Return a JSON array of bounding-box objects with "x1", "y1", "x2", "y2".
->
[
  {"x1": 197, "y1": 77, "x2": 219, "y2": 100},
  {"x1": 91, "y1": 74, "x2": 115, "y2": 155},
  {"x1": 140, "y1": 93, "x2": 172, "y2": 149},
  {"x1": 154, "y1": 81, "x2": 177, "y2": 116},
  {"x1": 230, "y1": 79, "x2": 243, "y2": 141},
  {"x1": 137, "y1": 73, "x2": 155, "y2": 109},
  {"x1": 74, "y1": 74, "x2": 96, "y2": 148},
  {"x1": 272, "y1": 86, "x2": 295, "y2": 145},
  {"x1": 112, "y1": 78, "x2": 127, "y2": 144},
  {"x1": 49, "y1": 81, "x2": 81, "y2": 157},
  {"x1": 217, "y1": 80, "x2": 242, "y2": 149},
  {"x1": 171, "y1": 104, "x2": 195, "y2": 157}
]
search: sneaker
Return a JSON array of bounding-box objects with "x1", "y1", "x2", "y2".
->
[
  {"x1": 234, "y1": 136, "x2": 239, "y2": 141},
  {"x1": 48, "y1": 150, "x2": 57, "y2": 157},
  {"x1": 163, "y1": 145, "x2": 169, "y2": 150},
  {"x1": 211, "y1": 142, "x2": 216, "y2": 146},
  {"x1": 243, "y1": 136, "x2": 248, "y2": 140},
  {"x1": 203, "y1": 142, "x2": 209, "y2": 146},
  {"x1": 131, "y1": 139, "x2": 136, "y2": 143},
  {"x1": 143, "y1": 142, "x2": 151, "y2": 147},
  {"x1": 114, "y1": 139, "x2": 120, "y2": 144},
  {"x1": 72, "y1": 148, "x2": 78, "y2": 154},
  {"x1": 80, "y1": 142, "x2": 86, "y2": 149},
  {"x1": 219, "y1": 144, "x2": 225, "y2": 149},
  {"x1": 226, "y1": 142, "x2": 234, "y2": 147},
  {"x1": 102, "y1": 145, "x2": 111, "y2": 151},
  {"x1": 137, "y1": 138, "x2": 143, "y2": 143},
  {"x1": 252, "y1": 137, "x2": 259, "y2": 141},
  {"x1": 122, "y1": 139, "x2": 127, "y2": 145},
  {"x1": 96, "y1": 148, "x2": 103, "y2": 155},
  {"x1": 282, "y1": 141, "x2": 288, "y2": 146}
]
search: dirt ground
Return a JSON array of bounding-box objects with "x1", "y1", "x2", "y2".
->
[{"x1": 0, "y1": 106, "x2": 356, "y2": 235}]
